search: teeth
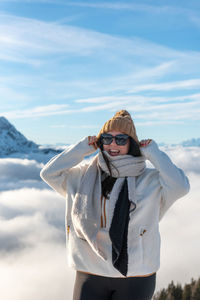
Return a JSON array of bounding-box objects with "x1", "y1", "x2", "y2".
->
[{"x1": 110, "y1": 150, "x2": 119, "y2": 153}]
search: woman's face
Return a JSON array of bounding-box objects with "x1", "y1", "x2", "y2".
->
[{"x1": 102, "y1": 131, "x2": 130, "y2": 156}]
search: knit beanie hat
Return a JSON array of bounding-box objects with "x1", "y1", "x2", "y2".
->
[{"x1": 97, "y1": 110, "x2": 139, "y2": 144}]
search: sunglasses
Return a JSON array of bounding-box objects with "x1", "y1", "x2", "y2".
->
[{"x1": 100, "y1": 133, "x2": 129, "y2": 146}]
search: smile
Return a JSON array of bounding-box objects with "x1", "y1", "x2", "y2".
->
[{"x1": 108, "y1": 149, "x2": 120, "y2": 156}]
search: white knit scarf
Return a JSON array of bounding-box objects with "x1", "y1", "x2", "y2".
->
[{"x1": 71, "y1": 151, "x2": 146, "y2": 260}]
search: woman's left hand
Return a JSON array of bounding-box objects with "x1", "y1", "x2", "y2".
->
[{"x1": 139, "y1": 139, "x2": 152, "y2": 147}]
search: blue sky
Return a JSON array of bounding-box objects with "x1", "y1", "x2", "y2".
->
[{"x1": 0, "y1": 0, "x2": 200, "y2": 145}]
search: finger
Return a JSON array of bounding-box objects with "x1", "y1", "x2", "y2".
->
[
  {"x1": 147, "y1": 139, "x2": 152, "y2": 144},
  {"x1": 93, "y1": 142, "x2": 98, "y2": 150},
  {"x1": 88, "y1": 136, "x2": 94, "y2": 145},
  {"x1": 88, "y1": 136, "x2": 98, "y2": 149},
  {"x1": 139, "y1": 139, "x2": 151, "y2": 147}
]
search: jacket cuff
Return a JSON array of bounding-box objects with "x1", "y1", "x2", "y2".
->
[
  {"x1": 77, "y1": 136, "x2": 98, "y2": 158},
  {"x1": 139, "y1": 140, "x2": 159, "y2": 160}
]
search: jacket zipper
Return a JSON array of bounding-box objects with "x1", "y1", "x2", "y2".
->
[{"x1": 67, "y1": 225, "x2": 70, "y2": 240}]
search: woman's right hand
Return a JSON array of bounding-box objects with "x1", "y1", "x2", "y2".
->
[
  {"x1": 88, "y1": 136, "x2": 98, "y2": 150},
  {"x1": 139, "y1": 139, "x2": 152, "y2": 147}
]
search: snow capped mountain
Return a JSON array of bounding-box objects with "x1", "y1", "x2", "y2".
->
[
  {"x1": 0, "y1": 117, "x2": 61, "y2": 161},
  {"x1": 0, "y1": 116, "x2": 38, "y2": 155}
]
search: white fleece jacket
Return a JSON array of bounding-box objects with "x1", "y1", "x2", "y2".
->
[{"x1": 40, "y1": 137, "x2": 190, "y2": 277}]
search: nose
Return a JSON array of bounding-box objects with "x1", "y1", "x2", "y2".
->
[{"x1": 110, "y1": 137, "x2": 117, "y2": 145}]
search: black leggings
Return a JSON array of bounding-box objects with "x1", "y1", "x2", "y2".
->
[{"x1": 73, "y1": 271, "x2": 156, "y2": 300}]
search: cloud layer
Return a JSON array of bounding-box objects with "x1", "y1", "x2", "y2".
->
[
  {"x1": 0, "y1": 187, "x2": 76, "y2": 300},
  {"x1": 0, "y1": 145, "x2": 199, "y2": 299}
]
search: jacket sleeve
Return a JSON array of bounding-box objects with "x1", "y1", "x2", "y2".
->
[
  {"x1": 140, "y1": 140, "x2": 190, "y2": 219},
  {"x1": 40, "y1": 137, "x2": 97, "y2": 197}
]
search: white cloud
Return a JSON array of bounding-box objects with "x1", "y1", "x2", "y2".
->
[
  {"x1": 0, "y1": 1, "x2": 187, "y2": 14},
  {"x1": 2, "y1": 104, "x2": 71, "y2": 119},
  {"x1": 0, "y1": 12, "x2": 198, "y2": 65},
  {"x1": 50, "y1": 61, "x2": 179, "y2": 97},
  {"x1": 0, "y1": 187, "x2": 75, "y2": 300},
  {"x1": 0, "y1": 158, "x2": 42, "y2": 180},
  {"x1": 3, "y1": 0, "x2": 195, "y2": 18},
  {"x1": 0, "y1": 85, "x2": 31, "y2": 103},
  {"x1": 3, "y1": 89, "x2": 200, "y2": 123},
  {"x1": 135, "y1": 107, "x2": 200, "y2": 122},
  {"x1": 0, "y1": 188, "x2": 65, "y2": 223},
  {"x1": 0, "y1": 243, "x2": 75, "y2": 300},
  {"x1": 128, "y1": 78, "x2": 200, "y2": 93},
  {"x1": 75, "y1": 93, "x2": 200, "y2": 124},
  {"x1": 76, "y1": 92, "x2": 200, "y2": 105},
  {"x1": 136, "y1": 120, "x2": 185, "y2": 127},
  {"x1": 52, "y1": 1, "x2": 170, "y2": 13},
  {"x1": 160, "y1": 146, "x2": 200, "y2": 174},
  {"x1": 0, "y1": 145, "x2": 199, "y2": 298},
  {"x1": 0, "y1": 157, "x2": 51, "y2": 190},
  {"x1": 68, "y1": 124, "x2": 99, "y2": 129},
  {"x1": 0, "y1": 13, "x2": 106, "y2": 66},
  {"x1": 157, "y1": 172, "x2": 200, "y2": 290},
  {"x1": 0, "y1": 13, "x2": 200, "y2": 125}
]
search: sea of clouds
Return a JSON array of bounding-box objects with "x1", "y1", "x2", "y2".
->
[{"x1": 0, "y1": 145, "x2": 200, "y2": 300}]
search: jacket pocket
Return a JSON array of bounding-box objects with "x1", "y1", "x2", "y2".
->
[
  {"x1": 128, "y1": 227, "x2": 143, "y2": 267},
  {"x1": 139, "y1": 226, "x2": 147, "y2": 262},
  {"x1": 139, "y1": 225, "x2": 160, "y2": 269}
]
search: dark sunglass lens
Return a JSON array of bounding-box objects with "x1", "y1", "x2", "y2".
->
[
  {"x1": 101, "y1": 135, "x2": 113, "y2": 145},
  {"x1": 101, "y1": 134, "x2": 128, "y2": 145},
  {"x1": 115, "y1": 135, "x2": 129, "y2": 145},
  {"x1": 103, "y1": 138, "x2": 112, "y2": 145}
]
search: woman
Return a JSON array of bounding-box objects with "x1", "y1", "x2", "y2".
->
[{"x1": 40, "y1": 110, "x2": 190, "y2": 300}]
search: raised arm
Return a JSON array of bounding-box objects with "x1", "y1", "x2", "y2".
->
[
  {"x1": 40, "y1": 136, "x2": 97, "y2": 197},
  {"x1": 140, "y1": 140, "x2": 190, "y2": 219}
]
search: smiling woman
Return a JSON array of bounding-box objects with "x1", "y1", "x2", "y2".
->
[{"x1": 40, "y1": 109, "x2": 190, "y2": 300}]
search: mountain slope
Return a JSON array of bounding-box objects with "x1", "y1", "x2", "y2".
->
[
  {"x1": 0, "y1": 117, "x2": 38, "y2": 155},
  {"x1": 0, "y1": 117, "x2": 62, "y2": 162}
]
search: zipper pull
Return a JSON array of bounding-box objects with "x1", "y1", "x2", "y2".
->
[
  {"x1": 140, "y1": 229, "x2": 147, "y2": 236},
  {"x1": 67, "y1": 225, "x2": 70, "y2": 239}
]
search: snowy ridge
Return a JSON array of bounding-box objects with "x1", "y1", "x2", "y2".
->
[
  {"x1": 0, "y1": 116, "x2": 38, "y2": 155},
  {"x1": 0, "y1": 117, "x2": 61, "y2": 161}
]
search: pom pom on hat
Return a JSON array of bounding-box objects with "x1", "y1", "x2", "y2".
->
[{"x1": 97, "y1": 109, "x2": 139, "y2": 144}]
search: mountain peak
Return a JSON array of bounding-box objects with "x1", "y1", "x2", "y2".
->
[
  {"x1": 0, "y1": 117, "x2": 38, "y2": 156},
  {"x1": 0, "y1": 116, "x2": 13, "y2": 130}
]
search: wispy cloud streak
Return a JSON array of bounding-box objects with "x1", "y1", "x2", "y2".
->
[
  {"x1": 0, "y1": 0, "x2": 198, "y2": 17},
  {"x1": 2, "y1": 104, "x2": 71, "y2": 119},
  {"x1": 3, "y1": 91, "x2": 200, "y2": 125},
  {"x1": 128, "y1": 78, "x2": 200, "y2": 93},
  {"x1": 1, "y1": 12, "x2": 198, "y2": 66}
]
